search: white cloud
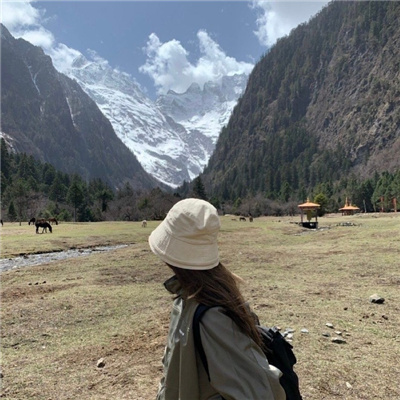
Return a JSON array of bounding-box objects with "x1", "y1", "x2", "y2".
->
[
  {"x1": 140, "y1": 30, "x2": 254, "y2": 95},
  {"x1": 2, "y1": 1, "x2": 56, "y2": 50},
  {"x1": 50, "y1": 44, "x2": 82, "y2": 72},
  {"x1": 87, "y1": 49, "x2": 110, "y2": 67},
  {"x1": 16, "y1": 26, "x2": 55, "y2": 49},
  {"x1": 1, "y1": 0, "x2": 43, "y2": 30},
  {"x1": 2, "y1": 1, "x2": 82, "y2": 71},
  {"x1": 251, "y1": 0, "x2": 329, "y2": 47}
]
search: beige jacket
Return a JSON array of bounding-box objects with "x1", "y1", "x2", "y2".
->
[{"x1": 156, "y1": 276, "x2": 286, "y2": 400}]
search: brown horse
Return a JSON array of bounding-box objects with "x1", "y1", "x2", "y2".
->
[
  {"x1": 48, "y1": 218, "x2": 58, "y2": 225},
  {"x1": 35, "y1": 221, "x2": 52, "y2": 234}
]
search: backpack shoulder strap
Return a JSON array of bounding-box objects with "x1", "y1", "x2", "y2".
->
[{"x1": 192, "y1": 304, "x2": 212, "y2": 380}]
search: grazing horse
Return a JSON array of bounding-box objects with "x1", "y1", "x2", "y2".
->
[
  {"x1": 29, "y1": 217, "x2": 36, "y2": 225},
  {"x1": 35, "y1": 221, "x2": 52, "y2": 234},
  {"x1": 239, "y1": 216, "x2": 246, "y2": 221},
  {"x1": 0, "y1": 219, "x2": 3, "y2": 226},
  {"x1": 48, "y1": 217, "x2": 58, "y2": 225},
  {"x1": 142, "y1": 220, "x2": 147, "y2": 228}
]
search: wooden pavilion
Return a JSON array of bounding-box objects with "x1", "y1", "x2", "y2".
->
[
  {"x1": 339, "y1": 198, "x2": 360, "y2": 215},
  {"x1": 298, "y1": 198, "x2": 320, "y2": 229}
]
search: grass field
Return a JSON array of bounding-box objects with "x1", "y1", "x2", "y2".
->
[{"x1": 1, "y1": 214, "x2": 399, "y2": 399}]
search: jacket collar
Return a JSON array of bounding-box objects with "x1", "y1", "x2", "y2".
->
[{"x1": 164, "y1": 275, "x2": 182, "y2": 295}]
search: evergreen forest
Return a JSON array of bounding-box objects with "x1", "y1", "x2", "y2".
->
[
  {"x1": 0, "y1": 139, "x2": 179, "y2": 223},
  {"x1": 201, "y1": 1, "x2": 400, "y2": 213},
  {"x1": 1, "y1": 139, "x2": 399, "y2": 223}
]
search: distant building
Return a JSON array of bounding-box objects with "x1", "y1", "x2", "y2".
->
[
  {"x1": 339, "y1": 198, "x2": 360, "y2": 215},
  {"x1": 298, "y1": 198, "x2": 320, "y2": 228}
]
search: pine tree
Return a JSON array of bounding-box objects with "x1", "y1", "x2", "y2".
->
[
  {"x1": 10, "y1": 179, "x2": 29, "y2": 225},
  {"x1": 67, "y1": 176, "x2": 85, "y2": 222},
  {"x1": 192, "y1": 177, "x2": 208, "y2": 200},
  {"x1": 49, "y1": 174, "x2": 68, "y2": 203},
  {"x1": 8, "y1": 201, "x2": 17, "y2": 222},
  {"x1": 1, "y1": 138, "x2": 11, "y2": 181}
]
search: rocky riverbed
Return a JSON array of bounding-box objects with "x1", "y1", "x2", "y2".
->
[{"x1": 0, "y1": 245, "x2": 129, "y2": 273}]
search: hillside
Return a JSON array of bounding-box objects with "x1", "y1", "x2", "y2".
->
[
  {"x1": 201, "y1": 1, "x2": 400, "y2": 202},
  {"x1": 0, "y1": 24, "x2": 158, "y2": 190}
]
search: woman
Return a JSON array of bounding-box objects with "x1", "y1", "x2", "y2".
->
[{"x1": 149, "y1": 198, "x2": 286, "y2": 400}]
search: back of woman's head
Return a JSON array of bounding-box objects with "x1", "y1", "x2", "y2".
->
[{"x1": 169, "y1": 263, "x2": 240, "y2": 304}]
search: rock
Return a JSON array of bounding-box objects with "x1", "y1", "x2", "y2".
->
[
  {"x1": 369, "y1": 294, "x2": 385, "y2": 304},
  {"x1": 331, "y1": 337, "x2": 347, "y2": 344},
  {"x1": 322, "y1": 332, "x2": 331, "y2": 337},
  {"x1": 326, "y1": 323, "x2": 334, "y2": 329},
  {"x1": 346, "y1": 382, "x2": 353, "y2": 389},
  {"x1": 97, "y1": 358, "x2": 106, "y2": 368},
  {"x1": 283, "y1": 328, "x2": 295, "y2": 337},
  {"x1": 300, "y1": 328, "x2": 309, "y2": 334}
]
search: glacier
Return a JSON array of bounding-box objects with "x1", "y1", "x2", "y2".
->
[{"x1": 62, "y1": 54, "x2": 248, "y2": 188}]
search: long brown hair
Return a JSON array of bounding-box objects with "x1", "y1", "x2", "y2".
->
[{"x1": 169, "y1": 263, "x2": 262, "y2": 348}]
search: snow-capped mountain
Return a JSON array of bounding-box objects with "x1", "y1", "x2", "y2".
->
[
  {"x1": 63, "y1": 54, "x2": 248, "y2": 187},
  {"x1": 157, "y1": 75, "x2": 247, "y2": 146}
]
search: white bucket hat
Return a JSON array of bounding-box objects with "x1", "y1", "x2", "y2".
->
[{"x1": 148, "y1": 198, "x2": 220, "y2": 270}]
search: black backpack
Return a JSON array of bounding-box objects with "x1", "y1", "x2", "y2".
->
[{"x1": 193, "y1": 304, "x2": 303, "y2": 400}]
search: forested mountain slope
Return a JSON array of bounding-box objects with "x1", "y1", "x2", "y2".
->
[
  {"x1": 202, "y1": 1, "x2": 400, "y2": 202},
  {"x1": 1, "y1": 24, "x2": 158, "y2": 190}
]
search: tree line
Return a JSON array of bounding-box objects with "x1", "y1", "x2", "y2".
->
[
  {"x1": 0, "y1": 139, "x2": 181, "y2": 224},
  {"x1": 192, "y1": 168, "x2": 400, "y2": 218},
  {"x1": 1, "y1": 138, "x2": 399, "y2": 224}
]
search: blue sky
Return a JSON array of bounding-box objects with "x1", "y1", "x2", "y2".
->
[{"x1": 2, "y1": 0, "x2": 329, "y2": 99}]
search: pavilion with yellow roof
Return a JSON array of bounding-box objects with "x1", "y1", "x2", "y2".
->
[
  {"x1": 339, "y1": 198, "x2": 360, "y2": 215},
  {"x1": 298, "y1": 198, "x2": 320, "y2": 229}
]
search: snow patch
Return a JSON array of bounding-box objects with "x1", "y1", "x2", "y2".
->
[{"x1": 61, "y1": 54, "x2": 247, "y2": 187}]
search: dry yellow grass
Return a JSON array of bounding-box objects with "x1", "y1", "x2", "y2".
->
[{"x1": 1, "y1": 214, "x2": 399, "y2": 399}]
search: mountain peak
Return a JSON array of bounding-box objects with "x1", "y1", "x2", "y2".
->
[
  {"x1": 186, "y1": 82, "x2": 202, "y2": 93},
  {"x1": 71, "y1": 54, "x2": 89, "y2": 69},
  {"x1": 64, "y1": 57, "x2": 248, "y2": 187}
]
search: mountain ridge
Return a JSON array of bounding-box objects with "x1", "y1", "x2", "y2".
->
[
  {"x1": 201, "y1": 1, "x2": 400, "y2": 201},
  {"x1": 0, "y1": 24, "x2": 158, "y2": 190}
]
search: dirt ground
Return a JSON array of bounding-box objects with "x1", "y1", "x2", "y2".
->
[{"x1": 1, "y1": 215, "x2": 399, "y2": 399}]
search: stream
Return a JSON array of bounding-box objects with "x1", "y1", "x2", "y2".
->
[{"x1": 0, "y1": 244, "x2": 129, "y2": 273}]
